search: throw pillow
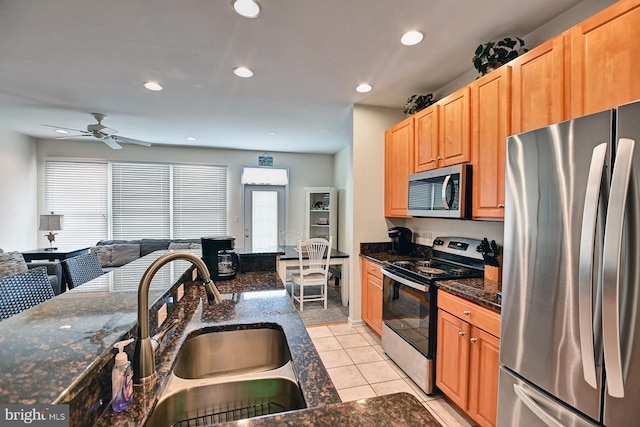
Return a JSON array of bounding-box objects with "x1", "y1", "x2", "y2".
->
[
  {"x1": 0, "y1": 251, "x2": 29, "y2": 279},
  {"x1": 140, "y1": 239, "x2": 171, "y2": 257},
  {"x1": 111, "y1": 244, "x2": 141, "y2": 267},
  {"x1": 91, "y1": 246, "x2": 113, "y2": 267}
]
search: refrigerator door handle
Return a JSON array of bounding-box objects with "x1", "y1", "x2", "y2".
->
[
  {"x1": 578, "y1": 142, "x2": 607, "y2": 389},
  {"x1": 602, "y1": 137, "x2": 636, "y2": 398},
  {"x1": 441, "y1": 174, "x2": 451, "y2": 210},
  {"x1": 513, "y1": 384, "x2": 565, "y2": 427}
]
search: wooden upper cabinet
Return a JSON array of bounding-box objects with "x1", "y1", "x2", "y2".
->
[
  {"x1": 511, "y1": 34, "x2": 568, "y2": 134},
  {"x1": 384, "y1": 116, "x2": 414, "y2": 217},
  {"x1": 571, "y1": 0, "x2": 640, "y2": 116},
  {"x1": 439, "y1": 86, "x2": 471, "y2": 167},
  {"x1": 414, "y1": 104, "x2": 439, "y2": 172},
  {"x1": 471, "y1": 66, "x2": 511, "y2": 220}
]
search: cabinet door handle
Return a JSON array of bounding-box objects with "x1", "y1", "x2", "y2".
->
[
  {"x1": 458, "y1": 331, "x2": 465, "y2": 337},
  {"x1": 437, "y1": 156, "x2": 443, "y2": 160},
  {"x1": 429, "y1": 158, "x2": 436, "y2": 163},
  {"x1": 470, "y1": 338, "x2": 478, "y2": 343},
  {"x1": 498, "y1": 204, "x2": 505, "y2": 208},
  {"x1": 463, "y1": 310, "x2": 471, "y2": 315}
]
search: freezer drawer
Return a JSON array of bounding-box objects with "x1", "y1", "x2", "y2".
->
[{"x1": 497, "y1": 367, "x2": 598, "y2": 427}]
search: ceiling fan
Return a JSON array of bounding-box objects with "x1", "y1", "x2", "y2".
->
[{"x1": 42, "y1": 112, "x2": 152, "y2": 150}]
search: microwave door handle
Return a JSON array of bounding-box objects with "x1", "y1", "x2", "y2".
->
[
  {"x1": 578, "y1": 143, "x2": 607, "y2": 389},
  {"x1": 441, "y1": 174, "x2": 452, "y2": 210},
  {"x1": 602, "y1": 137, "x2": 635, "y2": 398}
]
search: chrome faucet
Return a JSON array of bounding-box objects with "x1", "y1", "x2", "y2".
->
[{"x1": 133, "y1": 251, "x2": 223, "y2": 384}]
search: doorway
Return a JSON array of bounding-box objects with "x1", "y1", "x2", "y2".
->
[{"x1": 243, "y1": 185, "x2": 286, "y2": 248}]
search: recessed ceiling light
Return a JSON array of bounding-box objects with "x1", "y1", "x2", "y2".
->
[
  {"x1": 185, "y1": 136, "x2": 197, "y2": 141},
  {"x1": 54, "y1": 129, "x2": 70, "y2": 134},
  {"x1": 144, "y1": 81, "x2": 163, "y2": 91},
  {"x1": 233, "y1": 66, "x2": 254, "y2": 78},
  {"x1": 356, "y1": 83, "x2": 373, "y2": 93},
  {"x1": 232, "y1": 0, "x2": 261, "y2": 18},
  {"x1": 268, "y1": 131, "x2": 277, "y2": 135},
  {"x1": 401, "y1": 31, "x2": 424, "y2": 46}
]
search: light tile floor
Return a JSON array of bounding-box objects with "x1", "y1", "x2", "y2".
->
[{"x1": 306, "y1": 323, "x2": 475, "y2": 427}]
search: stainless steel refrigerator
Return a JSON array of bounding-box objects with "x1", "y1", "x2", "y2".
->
[{"x1": 498, "y1": 100, "x2": 640, "y2": 427}]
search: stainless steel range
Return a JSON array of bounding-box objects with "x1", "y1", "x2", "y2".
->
[{"x1": 381, "y1": 236, "x2": 485, "y2": 394}]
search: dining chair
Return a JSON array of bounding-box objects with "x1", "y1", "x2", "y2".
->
[
  {"x1": 62, "y1": 252, "x2": 105, "y2": 290},
  {"x1": 0, "y1": 267, "x2": 55, "y2": 321},
  {"x1": 290, "y1": 237, "x2": 332, "y2": 311}
]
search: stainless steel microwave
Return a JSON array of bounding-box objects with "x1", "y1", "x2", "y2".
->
[{"x1": 407, "y1": 164, "x2": 470, "y2": 218}]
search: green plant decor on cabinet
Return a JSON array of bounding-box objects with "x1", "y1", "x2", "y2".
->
[
  {"x1": 403, "y1": 93, "x2": 436, "y2": 115},
  {"x1": 472, "y1": 37, "x2": 528, "y2": 76}
]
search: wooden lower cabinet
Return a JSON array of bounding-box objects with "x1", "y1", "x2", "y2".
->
[
  {"x1": 361, "y1": 257, "x2": 383, "y2": 335},
  {"x1": 436, "y1": 290, "x2": 500, "y2": 427}
]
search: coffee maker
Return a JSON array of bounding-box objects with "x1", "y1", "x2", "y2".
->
[
  {"x1": 388, "y1": 226, "x2": 413, "y2": 255},
  {"x1": 201, "y1": 236, "x2": 241, "y2": 280}
]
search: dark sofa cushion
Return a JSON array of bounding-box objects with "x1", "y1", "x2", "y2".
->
[{"x1": 140, "y1": 239, "x2": 172, "y2": 257}]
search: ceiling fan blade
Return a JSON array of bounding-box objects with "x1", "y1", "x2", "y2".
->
[
  {"x1": 42, "y1": 124, "x2": 88, "y2": 133},
  {"x1": 101, "y1": 136, "x2": 123, "y2": 150},
  {"x1": 112, "y1": 135, "x2": 152, "y2": 147},
  {"x1": 54, "y1": 134, "x2": 88, "y2": 140}
]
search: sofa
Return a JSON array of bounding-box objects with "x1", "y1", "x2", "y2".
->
[
  {"x1": 0, "y1": 249, "x2": 62, "y2": 295},
  {"x1": 90, "y1": 238, "x2": 201, "y2": 272}
]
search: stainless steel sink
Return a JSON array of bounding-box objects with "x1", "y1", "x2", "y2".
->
[
  {"x1": 172, "y1": 326, "x2": 292, "y2": 379},
  {"x1": 146, "y1": 378, "x2": 306, "y2": 426}
]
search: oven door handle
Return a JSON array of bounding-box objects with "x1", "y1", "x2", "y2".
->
[{"x1": 381, "y1": 268, "x2": 429, "y2": 292}]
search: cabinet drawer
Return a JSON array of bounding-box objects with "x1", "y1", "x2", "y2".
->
[
  {"x1": 438, "y1": 289, "x2": 500, "y2": 338},
  {"x1": 362, "y1": 258, "x2": 383, "y2": 280}
]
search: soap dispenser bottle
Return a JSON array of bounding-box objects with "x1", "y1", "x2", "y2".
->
[{"x1": 112, "y1": 338, "x2": 134, "y2": 412}]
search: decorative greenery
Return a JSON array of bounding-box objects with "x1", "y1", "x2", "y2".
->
[
  {"x1": 403, "y1": 93, "x2": 436, "y2": 115},
  {"x1": 472, "y1": 37, "x2": 528, "y2": 76}
]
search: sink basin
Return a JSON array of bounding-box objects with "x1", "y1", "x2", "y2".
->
[
  {"x1": 146, "y1": 378, "x2": 306, "y2": 426},
  {"x1": 172, "y1": 325, "x2": 292, "y2": 379}
]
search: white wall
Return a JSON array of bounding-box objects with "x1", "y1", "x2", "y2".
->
[
  {"x1": 0, "y1": 131, "x2": 37, "y2": 251},
  {"x1": 333, "y1": 144, "x2": 350, "y2": 254},
  {"x1": 350, "y1": 105, "x2": 405, "y2": 323},
  {"x1": 36, "y1": 139, "x2": 335, "y2": 249}
]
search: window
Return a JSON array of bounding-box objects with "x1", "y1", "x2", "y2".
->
[
  {"x1": 45, "y1": 161, "x2": 108, "y2": 246},
  {"x1": 44, "y1": 160, "x2": 227, "y2": 243},
  {"x1": 112, "y1": 163, "x2": 171, "y2": 239}
]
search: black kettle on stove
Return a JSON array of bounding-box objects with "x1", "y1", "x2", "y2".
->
[{"x1": 388, "y1": 226, "x2": 412, "y2": 256}]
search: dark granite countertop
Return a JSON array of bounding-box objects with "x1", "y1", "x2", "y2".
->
[
  {"x1": 0, "y1": 249, "x2": 438, "y2": 426},
  {"x1": 278, "y1": 245, "x2": 349, "y2": 260},
  {"x1": 216, "y1": 392, "x2": 440, "y2": 427}
]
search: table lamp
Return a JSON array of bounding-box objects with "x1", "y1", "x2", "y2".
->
[{"x1": 39, "y1": 212, "x2": 64, "y2": 251}]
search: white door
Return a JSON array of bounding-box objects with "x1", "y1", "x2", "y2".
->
[{"x1": 243, "y1": 185, "x2": 285, "y2": 248}]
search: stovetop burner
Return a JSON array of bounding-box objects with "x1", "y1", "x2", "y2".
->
[
  {"x1": 449, "y1": 267, "x2": 471, "y2": 276},
  {"x1": 416, "y1": 267, "x2": 447, "y2": 277},
  {"x1": 393, "y1": 260, "x2": 414, "y2": 268}
]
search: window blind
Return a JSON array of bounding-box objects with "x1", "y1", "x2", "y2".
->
[
  {"x1": 173, "y1": 164, "x2": 227, "y2": 238},
  {"x1": 45, "y1": 160, "x2": 227, "y2": 243},
  {"x1": 45, "y1": 161, "x2": 109, "y2": 246},
  {"x1": 111, "y1": 163, "x2": 171, "y2": 239}
]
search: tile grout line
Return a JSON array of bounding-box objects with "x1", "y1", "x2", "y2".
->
[{"x1": 307, "y1": 323, "x2": 470, "y2": 427}]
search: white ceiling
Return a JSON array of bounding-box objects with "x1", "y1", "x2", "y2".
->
[{"x1": 0, "y1": 0, "x2": 587, "y2": 154}]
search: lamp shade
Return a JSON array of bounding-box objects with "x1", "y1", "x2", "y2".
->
[{"x1": 39, "y1": 214, "x2": 64, "y2": 231}]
